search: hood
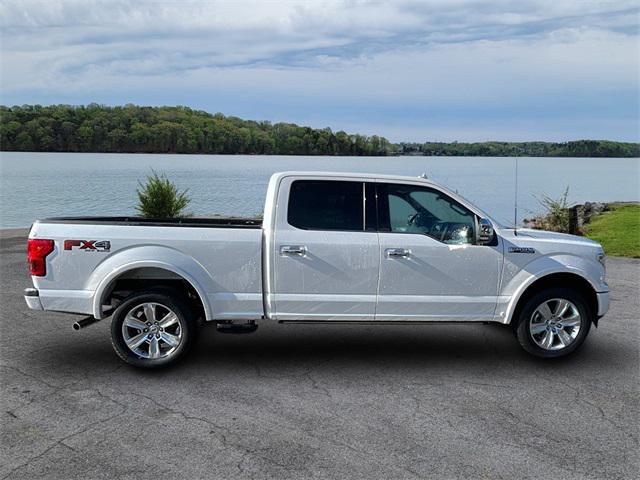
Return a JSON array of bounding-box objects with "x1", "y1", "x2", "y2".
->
[{"x1": 498, "y1": 228, "x2": 602, "y2": 249}]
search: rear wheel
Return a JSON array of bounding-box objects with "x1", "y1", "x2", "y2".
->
[
  {"x1": 111, "y1": 289, "x2": 197, "y2": 368},
  {"x1": 515, "y1": 288, "x2": 592, "y2": 358}
]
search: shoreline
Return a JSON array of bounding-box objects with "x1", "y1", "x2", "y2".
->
[
  {"x1": 2, "y1": 151, "x2": 639, "y2": 158},
  {"x1": 0, "y1": 228, "x2": 29, "y2": 238}
]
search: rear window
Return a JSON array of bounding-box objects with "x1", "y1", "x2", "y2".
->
[{"x1": 288, "y1": 180, "x2": 363, "y2": 231}]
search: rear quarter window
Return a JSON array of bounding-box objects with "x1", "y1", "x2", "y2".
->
[{"x1": 287, "y1": 180, "x2": 364, "y2": 231}]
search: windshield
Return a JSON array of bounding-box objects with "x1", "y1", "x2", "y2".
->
[{"x1": 431, "y1": 183, "x2": 505, "y2": 228}]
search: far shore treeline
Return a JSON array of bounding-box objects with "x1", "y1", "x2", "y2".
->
[{"x1": 1, "y1": 104, "x2": 638, "y2": 157}]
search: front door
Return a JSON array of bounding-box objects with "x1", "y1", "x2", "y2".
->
[
  {"x1": 272, "y1": 178, "x2": 379, "y2": 320},
  {"x1": 375, "y1": 182, "x2": 503, "y2": 321}
]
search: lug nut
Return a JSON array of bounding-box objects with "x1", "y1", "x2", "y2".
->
[
  {"x1": 147, "y1": 334, "x2": 152, "y2": 339},
  {"x1": 144, "y1": 328, "x2": 148, "y2": 332},
  {"x1": 155, "y1": 333, "x2": 161, "y2": 339}
]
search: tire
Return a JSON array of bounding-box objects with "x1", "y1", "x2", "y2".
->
[
  {"x1": 110, "y1": 288, "x2": 198, "y2": 368},
  {"x1": 515, "y1": 287, "x2": 592, "y2": 358}
]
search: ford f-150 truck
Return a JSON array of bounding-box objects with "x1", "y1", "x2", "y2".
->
[{"x1": 24, "y1": 172, "x2": 610, "y2": 368}]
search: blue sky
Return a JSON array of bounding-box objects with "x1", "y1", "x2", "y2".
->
[{"x1": 1, "y1": 0, "x2": 638, "y2": 142}]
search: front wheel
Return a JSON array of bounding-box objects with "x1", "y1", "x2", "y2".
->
[
  {"x1": 515, "y1": 288, "x2": 592, "y2": 358},
  {"x1": 110, "y1": 289, "x2": 197, "y2": 368}
]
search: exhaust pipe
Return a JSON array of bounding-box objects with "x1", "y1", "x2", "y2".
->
[{"x1": 73, "y1": 316, "x2": 101, "y2": 331}]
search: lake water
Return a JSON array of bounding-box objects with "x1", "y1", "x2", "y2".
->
[{"x1": 0, "y1": 152, "x2": 638, "y2": 228}]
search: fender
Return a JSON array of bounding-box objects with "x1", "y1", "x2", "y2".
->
[
  {"x1": 87, "y1": 245, "x2": 214, "y2": 320},
  {"x1": 499, "y1": 253, "x2": 605, "y2": 324}
]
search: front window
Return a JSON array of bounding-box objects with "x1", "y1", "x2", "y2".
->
[{"x1": 379, "y1": 183, "x2": 476, "y2": 244}]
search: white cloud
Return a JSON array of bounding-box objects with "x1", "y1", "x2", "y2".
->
[{"x1": 0, "y1": 0, "x2": 638, "y2": 141}]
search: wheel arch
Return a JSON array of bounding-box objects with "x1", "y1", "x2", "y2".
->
[
  {"x1": 88, "y1": 246, "x2": 212, "y2": 320},
  {"x1": 506, "y1": 271, "x2": 598, "y2": 327}
]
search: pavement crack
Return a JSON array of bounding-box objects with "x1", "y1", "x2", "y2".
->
[
  {"x1": 303, "y1": 370, "x2": 331, "y2": 398},
  {"x1": 556, "y1": 378, "x2": 640, "y2": 446},
  {"x1": 460, "y1": 380, "x2": 512, "y2": 390},
  {"x1": 1, "y1": 408, "x2": 126, "y2": 480},
  {"x1": 0, "y1": 365, "x2": 58, "y2": 389},
  {"x1": 123, "y1": 390, "x2": 232, "y2": 445}
]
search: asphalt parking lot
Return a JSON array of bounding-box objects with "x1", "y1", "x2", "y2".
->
[{"x1": 1, "y1": 229, "x2": 638, "y2": 479}]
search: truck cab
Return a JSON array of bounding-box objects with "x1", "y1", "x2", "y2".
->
[{"x1": 264, "y1": 172, "x2": 503, "y2": 322}]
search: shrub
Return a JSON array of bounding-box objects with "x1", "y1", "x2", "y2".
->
[
  {"x1": 533, "y1": 186, "x2": 573, "y2": 233},
  {"x1": 136, "y1": 170, "x2": 191, "y2": 218}
]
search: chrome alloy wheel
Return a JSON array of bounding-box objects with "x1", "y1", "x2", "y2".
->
[
  {"x1": 529, "y1": 298, "x2": 582, "y2": 351},
  {"x1": 121, "y1": 302, "x2": 183, "y2": 359}
]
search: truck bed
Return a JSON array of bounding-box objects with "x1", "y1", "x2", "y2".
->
[
  {"x1": 38, "y1": 216, "x2": 262, "y2": 228},
  {"x1": 28, "y1": 216, "x2": 264, "y2": 320}
]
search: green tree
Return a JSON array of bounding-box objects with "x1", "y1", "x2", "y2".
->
[{"x1": 1, "y1": 104, "x2": 637, "y2": 157}]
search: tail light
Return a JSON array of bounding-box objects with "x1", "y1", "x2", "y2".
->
[{"x1": 28, "y1": 239, "x2": 54, "y2": 276}]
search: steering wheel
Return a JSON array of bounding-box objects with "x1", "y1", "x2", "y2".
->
[{"x1": 430, "y1": 221, "x2": 450, "y2": 242}]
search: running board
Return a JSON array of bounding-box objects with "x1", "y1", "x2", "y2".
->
[
  {"x1": 216, "y1": 320, "x2": 258, "y2": 334},
  {"x1": 277, "y1": 320, "x2": 497, "y2": 325}
]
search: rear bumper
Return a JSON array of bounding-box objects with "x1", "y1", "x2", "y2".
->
[
  {"x1": 24, "y1": 288, "x2": 43, "y2": 310},
  {"x1": 24, "y1": 287, "x2": 94, "y2": 315},
  {"x1": 597, "y1": 291, "x2": 610, "y2": 317}
]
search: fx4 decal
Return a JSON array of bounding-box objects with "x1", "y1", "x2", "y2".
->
[{"x1": 64, "y1": 240, "x2": 111, "y2": 252}]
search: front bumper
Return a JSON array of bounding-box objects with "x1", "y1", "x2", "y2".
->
[
  {"x1": 597, "y1": 291, "x2": 610, "y2": 317},
  {"x1": 24, "y1": 288, "x2": 43, "y2": 310}
]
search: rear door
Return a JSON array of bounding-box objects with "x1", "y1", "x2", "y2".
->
[
  {"x1": 375, "y1": 182, "x2": 503, "y2": 321},
  {"x1": 272, "y1": 177, "x2": 379, "y2": 320}
]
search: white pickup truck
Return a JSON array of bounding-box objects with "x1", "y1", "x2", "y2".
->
[{"x1": 25, "y1": 171, "x2": 610, "y2": 368}]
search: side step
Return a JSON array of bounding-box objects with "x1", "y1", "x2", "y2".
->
[{"x1": 216, "y1": 321, "x2": 258, "y2": 334}]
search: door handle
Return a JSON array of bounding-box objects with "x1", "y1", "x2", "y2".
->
[
  {"x1": 281, "y1": 245, "x2": 307, "y2": 256},
  {"x1": 386, "y1": 248, "x2": 411, "y2": 258}
]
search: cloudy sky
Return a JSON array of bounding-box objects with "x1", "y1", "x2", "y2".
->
[{"x1": 1, "y1": 0, "x2": 638, "y2": 142}]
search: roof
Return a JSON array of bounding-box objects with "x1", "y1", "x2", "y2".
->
[{"x1": 271, "y1": 171, "x2": 442, "y2": 186}]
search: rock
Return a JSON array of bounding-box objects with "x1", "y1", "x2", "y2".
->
[{"x1": 570, "y1": 202, "x2": 608, "y2": 233}]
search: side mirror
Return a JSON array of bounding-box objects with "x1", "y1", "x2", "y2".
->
[{"x1": 477, "y1": 218, "x2": 494, "y2": 245}]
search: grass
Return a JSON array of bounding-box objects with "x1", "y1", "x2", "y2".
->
[{"x1": 583, "y1": 203, "x2": 640, "y2": 258}]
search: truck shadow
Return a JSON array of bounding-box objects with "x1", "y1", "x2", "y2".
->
[
  {"x1": 183, "y1": 322, "x2": 612, "y2": 371},
  {"x1": 27, "y1": 321, "x2": 625, "y2": 378}
]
